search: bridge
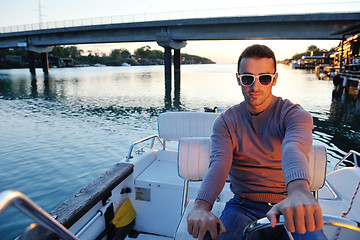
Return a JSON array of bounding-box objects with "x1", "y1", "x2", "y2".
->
[
  {"x1": 1, "y1": 12, "x2": 360, "y2": 47},
  {"x1": 0, "y1": 12, "x2": 360, "y2": 92}
]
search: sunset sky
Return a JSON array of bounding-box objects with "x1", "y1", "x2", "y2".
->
[{"x1": 0, "y1": 0, "x2": 359, "y2": 63}]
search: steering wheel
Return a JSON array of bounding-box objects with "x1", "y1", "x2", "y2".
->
[{"x1": 243, "y1": 214, "x2": 360, "y2": 240}]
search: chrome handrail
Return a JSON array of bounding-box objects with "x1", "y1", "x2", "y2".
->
[
  {"x1": 335, "y1": 150, "x2": 360, "y2": 171},
  {"x1": 126, "y1": 134, "x2": 164, "y2": 162},
  {"x1": 0, "y1": 190, "x2": 79, "y2": 240},
  {"x1": 243, "y1": 214, "x2": 360, "y2": 240},
  {"x1": 75, "y1": 201, "x2": 112, "y2": 237}
]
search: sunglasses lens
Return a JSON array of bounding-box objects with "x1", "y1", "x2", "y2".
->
[
  {"x1": 259, "y1": 75, "x2": 272, "y2": 85},
  {"x1": 241, "y1": 75, "x2": 255, "y2": 86}
]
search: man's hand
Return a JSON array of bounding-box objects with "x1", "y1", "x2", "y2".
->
[
  {"x1": 266, "y1": 179, "x2": 324, "y2": 234},
  {"x1": 187, "y1": 199, "x2": 226, "y2": 240}
]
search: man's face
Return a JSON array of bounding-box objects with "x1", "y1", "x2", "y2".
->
[{"x1": 237, "y1": 57, "x2": 277, "y2": 114}]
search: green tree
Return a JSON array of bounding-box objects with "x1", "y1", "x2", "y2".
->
[
  {"x1": 291, "y1": 45, "x2": 336, "y2": 60},
  {"x1": 120, "y1": 49, "x2": 131, "y2": 59},
  {"x1": 51, "y1": 46, "x2": 70, "y2": 57},
  {"x1": 51, "y1": 46, "x2": 83, "y2": 58},
  {"x1": 134, "y1": 46, "x2": 164, "y2": 59},
  {"x1": 68, "y1": 46, "x2": 83, "y2": 58},
  {"x1": 110, "y1": 48, "x2": 130, "y2": 59},
  {"x1": 329, "y1": 47, "x2": 337, "y2": 52},
  {"x1": 151, "y1": 50, "x2": 163, "y2": 59},
  {"x1": 307, "y1": 45, "x2": 320, "y2": 53},
  {"x1": 134, "y1": 45, "x2": 151, "y2": 58}
]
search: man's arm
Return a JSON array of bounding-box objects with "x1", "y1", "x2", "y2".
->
[
  {"x1": 267, "y1": 104, "x2": 322, "y2": 234},
  {"x1": 187, "y1": 200, "x2": 226, "y2": 240},
  {"x1": 266, "y1": 179, "x2": 324, "y2": 234},
  {"x1": 187, "y1": 115, "x2": 233, "y2": 239}
]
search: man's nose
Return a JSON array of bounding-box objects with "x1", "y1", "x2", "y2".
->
[{"x1": 251, "y1": 77, "x2": 261, "y2": 90}]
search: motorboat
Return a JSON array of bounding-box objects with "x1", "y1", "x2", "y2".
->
[{"x1": 1, "y1": 112, "x2": 359, "y2": 240}]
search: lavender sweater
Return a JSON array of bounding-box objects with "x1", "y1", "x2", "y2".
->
[{"x1": 197, "y1": 96, "x2": 314, "y2": 206}]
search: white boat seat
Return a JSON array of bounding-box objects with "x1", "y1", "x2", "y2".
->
[
  {"x1": 158, "y1": 112, "x2": 220, "y2": 142},
  {"x1": 308, "y1": 145, "x2": 327, "y2": 192},
  {"x1": 178, "y1": 138, "x2": 327, "y2": 191},
  {"x1": 175, "y1": 137, "x2": 327, "y2": 239},
  {"x1": 178, "y1": 137, "x2": 211, "y2": 181}
]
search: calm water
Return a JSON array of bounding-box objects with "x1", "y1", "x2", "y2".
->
[{"x1": 0, "y1": 64, "x2": 359, "y2": 239}]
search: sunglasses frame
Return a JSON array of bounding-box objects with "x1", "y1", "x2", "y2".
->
[{"x1": 236, "y1": 73, "x2": 277, "y2": 87}]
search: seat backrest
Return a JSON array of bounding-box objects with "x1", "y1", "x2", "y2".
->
[
  {"x1": 308, "y1": 145, "x2": 327, "y2": 191},
  {"x1": 158, "y1": 112, "x2": 220, "y2": 142},
  {"x1": 178, "y1": 137, "x2": 211, "y2": 181},
  {"x1": 178, "y1": 137, "x2": 327, "y2": 192}
]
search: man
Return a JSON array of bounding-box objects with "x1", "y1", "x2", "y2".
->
[{"x1": 187, "y1": 45, "x2": 326, "y2": 240}]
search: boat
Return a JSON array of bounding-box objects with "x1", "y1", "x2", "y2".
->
[
  {"x1": 94, "y1": 63, "x2": 107, "y2": 67},
  {"x1": 1, "y1": 111, "x2": 359, "y2": 240},
  {"x1": 315, "y1": 64, "x2": 336, "y2": 80}
]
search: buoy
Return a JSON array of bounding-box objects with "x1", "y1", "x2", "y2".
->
[{"x1": 112, "y1": 199, "x2": 136, "y2": 228}]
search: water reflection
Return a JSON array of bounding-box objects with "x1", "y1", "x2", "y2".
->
[
  {"x1": 0, "y1": 73, "x2": 58, "y2": 101},
  {"x1": 173, "y1": 71, "x2": 182, "y2": 109},
  {"x1": 1, "y1": 66, "x2": 360, "y2": 240},
  {"x1": 0, "y1": 70, "x2": 183, "y2": 118},
  {"x1": 313, "y1": 95, "x2": 360, "y2": 162},
  {"x1": 0, "y1": 66, "x2": 358, "y2": 152}
]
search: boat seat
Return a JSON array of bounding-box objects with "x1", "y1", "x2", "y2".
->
[
  {"x1": 158, "y1": 112, "x2": 220, "y2": 142},
  {"x1": 174, "y1": 137, "x2": 327, "y2": 239}
]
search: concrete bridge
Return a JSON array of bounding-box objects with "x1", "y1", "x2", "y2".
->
[
  {"x1": 1, "y1": 13, "x2": 360, "y2": 48},
  {"x1": 0, "y1": 12, "x2": 359, "y2": 88}
]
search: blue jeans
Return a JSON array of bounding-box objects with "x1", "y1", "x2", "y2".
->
[{"x1": 205, "y1": 197, "x2": 327, "y2": 240}]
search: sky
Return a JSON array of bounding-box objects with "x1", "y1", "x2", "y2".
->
[{"x1": 0, "y1": 0, "x2": 359, "y2": 63}]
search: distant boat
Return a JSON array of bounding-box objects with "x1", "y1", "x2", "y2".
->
[
  {"x1": 94, "y1": 63, "x2": 106, "y2": 67},
  {"x1": 122, "y1": 62, "x2": 131, "y2": 66}
]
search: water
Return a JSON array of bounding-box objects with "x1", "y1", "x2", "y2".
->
[{"x1": 0, "y1": 64, "x2": 359, "y2": 239}]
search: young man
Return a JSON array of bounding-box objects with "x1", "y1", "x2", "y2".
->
[{"x1": 187, "y1": 45, "x2": 326, "y2": 240}]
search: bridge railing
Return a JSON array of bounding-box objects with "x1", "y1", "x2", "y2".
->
[{"x1": 1, "y1": 2, "x2": 359, "y2": 34}]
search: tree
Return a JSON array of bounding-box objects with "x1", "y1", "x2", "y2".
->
[
  {"x1": 307, "y1": 45, "x2": 320, "y2": 53},
  {"x1": 120, "y1": 49, "x2": 131, "y2": 59},
  {"x1": 51, "y1": 46, "x2": 83, "y2": 58},
  {"x1": 134, "y1": 46, "x2": 164, "y2": 59},
  {"x1": 51, "y1": 46, "x2": 70, "y2": 57},
  {"x1": 69, "y1": 46, "x2": 83, "y2": 58},
  {"x1": 291, "y1": 45, "x2": 337, "y2": 60},
  {"x1": 110, "y1": 48, "x2": 130, "y2": 59}
]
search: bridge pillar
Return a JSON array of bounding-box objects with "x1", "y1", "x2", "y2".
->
[
  {"x1": 27, "y1": 45, "x2": 53, "y2": 75},
  {"x1": 27, "y1": 51, "x2": 36, "y2": 75},
  {"x1": 174, "y1": 49, "x2": 181, "y2": 108},
  {"x1": 156, "y1": 33, "x2": 187, "y2": 108},
  {"x1": 164, "y1": 47, "x2": 172, "y2": 108},
  {"x1": 41, "y1": 52, "x2": 49, "y2": 74}
]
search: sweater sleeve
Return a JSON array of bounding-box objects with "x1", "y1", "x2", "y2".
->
[
  {"x1": 196, "y1": 114, "x2": 233, "y2": 206},
  {"x1": 281, "y1": 105, "x2": 314, "y2": 186}
]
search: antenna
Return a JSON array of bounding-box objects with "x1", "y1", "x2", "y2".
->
[{"x1": 38, "y1": 0, "x2": 46, "y2": 28}]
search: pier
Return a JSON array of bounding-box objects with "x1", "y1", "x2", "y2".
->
[{"x1": 331, "y1": 24, "x2": 360, "y2": 99}]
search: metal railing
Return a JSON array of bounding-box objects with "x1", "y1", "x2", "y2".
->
[
  {"x1": 126, "y1": 134, "x2": 164, "y2": 162},
  {"x1": 1, "y1": 2, "x2": 359, "y2": 34},
  {"x1": 0, "y1": 190, "x2": 79, "y2": 240},
  {"x1": 243, "y1": 214, "x2": 360, "y2": 240},
  {"x1": 75, "y1": 201, "x2": 112, "y2": 238},
  {"x1": 335, "y1": 150, "x2": 360, "y2": 170}
]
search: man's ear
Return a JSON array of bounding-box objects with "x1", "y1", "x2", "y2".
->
[
  {"x1": 273, "y1": 72, "x2": 278, "y2": 86},
  {"x1": 236, "y1": 73, "x2": 241, "y2": 85}
]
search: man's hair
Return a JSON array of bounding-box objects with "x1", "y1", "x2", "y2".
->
[{"x1": 237, "y1": 44, "x2": 277, "y2": 73}]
